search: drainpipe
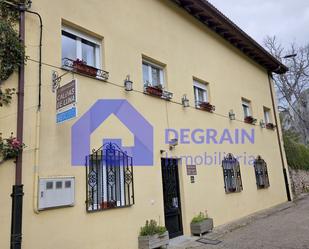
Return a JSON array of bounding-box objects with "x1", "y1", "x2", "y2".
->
[
  {"x1": 21, "y1": 8, "x2": 43, "y2": 214},
  {"x1": 268, "y1": 73, "x2": 292, "y2": 201},
  {"x1": 10, "y1": 9, "x2": 25, "y2": 249}
]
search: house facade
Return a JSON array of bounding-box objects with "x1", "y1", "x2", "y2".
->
[{"x1": 0, "y1": 0, "x2": 292, "y2": 249}]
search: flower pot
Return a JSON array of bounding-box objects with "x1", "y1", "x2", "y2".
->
[
  {"x1": 244, "y1": 116, "x2": 256, "y2": 124},
  {"x1": 266, "y1": 123, "x2": 276, "y2": 130},
  {"x1": 99, "y1": 201, "x2": 116, "y2": 209},
  {"x1": 138, "y1": 231, "x2": 169, "y2": 249},
  {"x1": 145, "y1": 86, "x2": 163, "y2": 97},
  {"x1": 73, "y1": 62, "x2": 98, "y2": 77},
  {"x1": 190, "y1": 218, "x2": 214, "y2": 236},
  {"x1": 199, "y1": 102, "x2": 215, "y2": 112}
]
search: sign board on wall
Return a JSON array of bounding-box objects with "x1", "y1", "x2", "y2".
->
[
  {"x1": 56, "y1": 79, "x2": 77, "y2": 123},
  {"x1": 186, "y1": 165, "x2": 197, "y2": 176}
]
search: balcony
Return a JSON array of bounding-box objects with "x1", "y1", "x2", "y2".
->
[
  {"x1": 266, "y1": 123, "x2": 276, "y2": 130},
  {"x1": 244, "y1": 116, "x2": 257, "y2": 125},
  {"x1": 197, "y1": 101, "x2": 215, "y2": 113},
  {"x1": 62, "y1": 58, "x2": 109, "y2": 81},
  {"x1": 144, "y1": 84, "x2": 173, "y2": 100}
]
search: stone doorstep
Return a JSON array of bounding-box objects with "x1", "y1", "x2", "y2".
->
[
  {"x1": 168, "y1": 199, "x2": 300, "y2": 248},
  {"x1": 168, "y1": 236, "x2": 199, "y2": 249}
]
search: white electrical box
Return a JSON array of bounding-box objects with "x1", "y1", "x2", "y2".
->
[{"x1": 38, "y1": 177, "x2": 75, "y2": 210}]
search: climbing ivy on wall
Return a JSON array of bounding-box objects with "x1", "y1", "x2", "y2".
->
[
  {"x1": 0, "y1": 0, "x2": 25, "y2": 106},
  {"x1": 0, "y1": 1, "x2": 26, "y2": 163}
]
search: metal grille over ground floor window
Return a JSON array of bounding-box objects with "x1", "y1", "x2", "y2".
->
[
  {"x1": 222, "y1": 153, "x2": 243, "y2": 193},
  {"x1": 254, "y1": 156, "x2": 270, "y2": 189},
  {"x1": 86, "y1": 143, "x2": 134, "y2": 212}
]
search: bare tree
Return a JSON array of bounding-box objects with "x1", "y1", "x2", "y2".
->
[{"x1": 264, "y1": 36, "x2": 309, "y2": 144}]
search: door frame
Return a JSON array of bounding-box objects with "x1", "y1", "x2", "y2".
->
[{"x1": 161, "y1": 157, "x2": 184, "y2": 238}]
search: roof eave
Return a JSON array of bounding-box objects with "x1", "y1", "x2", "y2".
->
[{"x1": 170, "y1": 0, "x2": 288, "y2": 74}]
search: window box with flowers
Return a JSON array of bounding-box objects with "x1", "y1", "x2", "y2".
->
[
  {"x1": 144, "y1": 84, "x2": 164, "y2": 97},
  {"x1": 73, "y1": 59, "x2": 98, "y2": 77},
  {"x1": 199, "y1": 102, "x2": 215, "y2": 113},
  {"x1": 0, "y1": 133, "x2": 25, "y2": 163},
  {"x1": 99, "y1": 201, "x2": 117, "y2": 209},
  {"x1": 266, "y1": 123, "x2": 276, "y2": 130},
  {"x1": 244, "y1": 116, "x2": 257, "y2": 125}
]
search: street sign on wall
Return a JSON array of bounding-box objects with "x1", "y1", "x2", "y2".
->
[
  {"x1": 56, "y1": 79, "x2": 77, "y2": 123},
  {"x1": 186, "y1": 165, "x2": 197, "y2": 176}
]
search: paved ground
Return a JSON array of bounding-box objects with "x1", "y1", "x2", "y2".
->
[{"x1": 169, "y1": 195, "x2": 309, "y2": 249}]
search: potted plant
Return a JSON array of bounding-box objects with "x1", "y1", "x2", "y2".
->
[
  {"x1": 190, "y1": 211, "x2": 213, "y2": 236},
  {"x1": 0, "y1": 133, "x2": 25, "y2": 162},
  {"x1": 199, "y1": 102, "x2": 215, "y2": 112},
  {"x1": 144, "y1": 84, "x2": 163, "y2": 97},
  {"x1": 73, "y1": 59, "x2": 98, "y2": 77},
  {"x1": 266, "y1": 123, "x2": 276, "y2": 130},
  {"x1": 138, "y1": 220, "x2": 169, "y2": 249},
  {"x1": 99, "y1": 201, "x2": 117, "y2": 209},
  {"x1": 244, "y1": 116, "x2": 257, "y2": 125}
]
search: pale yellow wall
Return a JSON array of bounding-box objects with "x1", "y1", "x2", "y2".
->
[{"x1": 0, "y1": 0, "x2": 290, "y2": 248}]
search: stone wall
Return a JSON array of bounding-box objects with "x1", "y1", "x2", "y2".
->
[{"x1": 289, "y1": 167, "x2": 309, "y2": 198}]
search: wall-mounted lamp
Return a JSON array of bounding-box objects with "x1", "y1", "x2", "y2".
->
[
  {"x1": 228, "y1": 110, "x2": 236, "y2": 120},
  {"x1": 260, "y1": 120, "x2": 266, "y2": 128},
  {"x1": 169, "y1": 138, "x2": 178, "y2": 150},
  {"x1": 124, "y1": 75, "x2": 133, "y2": 91},
  {"x1": 182, "y1": 94, "x2": 190, "y2": 107}
]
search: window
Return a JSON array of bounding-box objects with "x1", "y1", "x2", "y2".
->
[
  {"x1": 56, "y1": 181, "x2": 63, "y2": 189},
  {"x1": 61, "y1": 26, "x2": 101, "y2": 68},
  {"x1": 263, "y1": 107, "x2": 271, "y2": 124},
  {"x1": 86, "y1": 143, "x2": 134, "y2": 212},
  {"x1": 65, "y1": 181, "x2": 72, "y2": 188},
  {"x1": 142, "y1": 60, "x2": 164, "y2": 87},
  {"x1": 46, "y1": 182, "x2": 53, "y2": 190},
  {"x1": 193, "y1": 79, "x2": 208, "y2": 107},
  {"x1": 242, "y1": 99, "x2": 251, "y2": 118},
  {"x1": 222, "y1": 154, "x2": 243, "y2": 193},
  {"x1": 254, "y1": 156, "x2": 270, "y2": 189}
]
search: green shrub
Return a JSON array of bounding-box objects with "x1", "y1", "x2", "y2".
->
[
  {"x1": 191, "y1": 212, "x2": 208, "y2": 224},
  {"x1": 283, "y1": 132, "x2": 309, "y2": 170},
  {"x1": 139, "y1": 220, "x2": 167, "y2": 236}
]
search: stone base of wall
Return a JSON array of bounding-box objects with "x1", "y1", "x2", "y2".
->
[{"x1": 289, "y1": 167, "x2": 309, "y2": 198}]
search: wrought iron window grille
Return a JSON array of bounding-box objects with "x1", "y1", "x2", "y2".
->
[
  {"x1": 222, "y1": 153, "x2": 243, "y2": 193},
  {"x1": 85, "y1": 143, "x2": 134, "y2": 212},
  {"x1": 254, "y1": 156, "x2": 270, "y2": 189}
]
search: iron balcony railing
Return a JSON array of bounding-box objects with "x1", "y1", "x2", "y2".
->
[{"x1": 62, "y1": 58, "x2": 109, "y2": 81}]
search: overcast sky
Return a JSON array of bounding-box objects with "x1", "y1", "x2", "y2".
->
[{"x1": 208, "y1": 0, "x2": 309, "y2": 48}]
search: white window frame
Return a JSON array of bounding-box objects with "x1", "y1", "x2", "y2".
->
[
  {"x1": 62, "y1": 26, "x2": 101, "y2": 69},
  {"x1": 242, "y1": 99, "x2": 251, "y2": 117},
  {"x1": 193, "y1": 80, "x2": 208, "y2": 107},
  {"x1": 142, "y1": 59, "x2": 164, "y2": 87},
  {"x1": 264, "y1": 108, "x2": 271, "y2": 124}
]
